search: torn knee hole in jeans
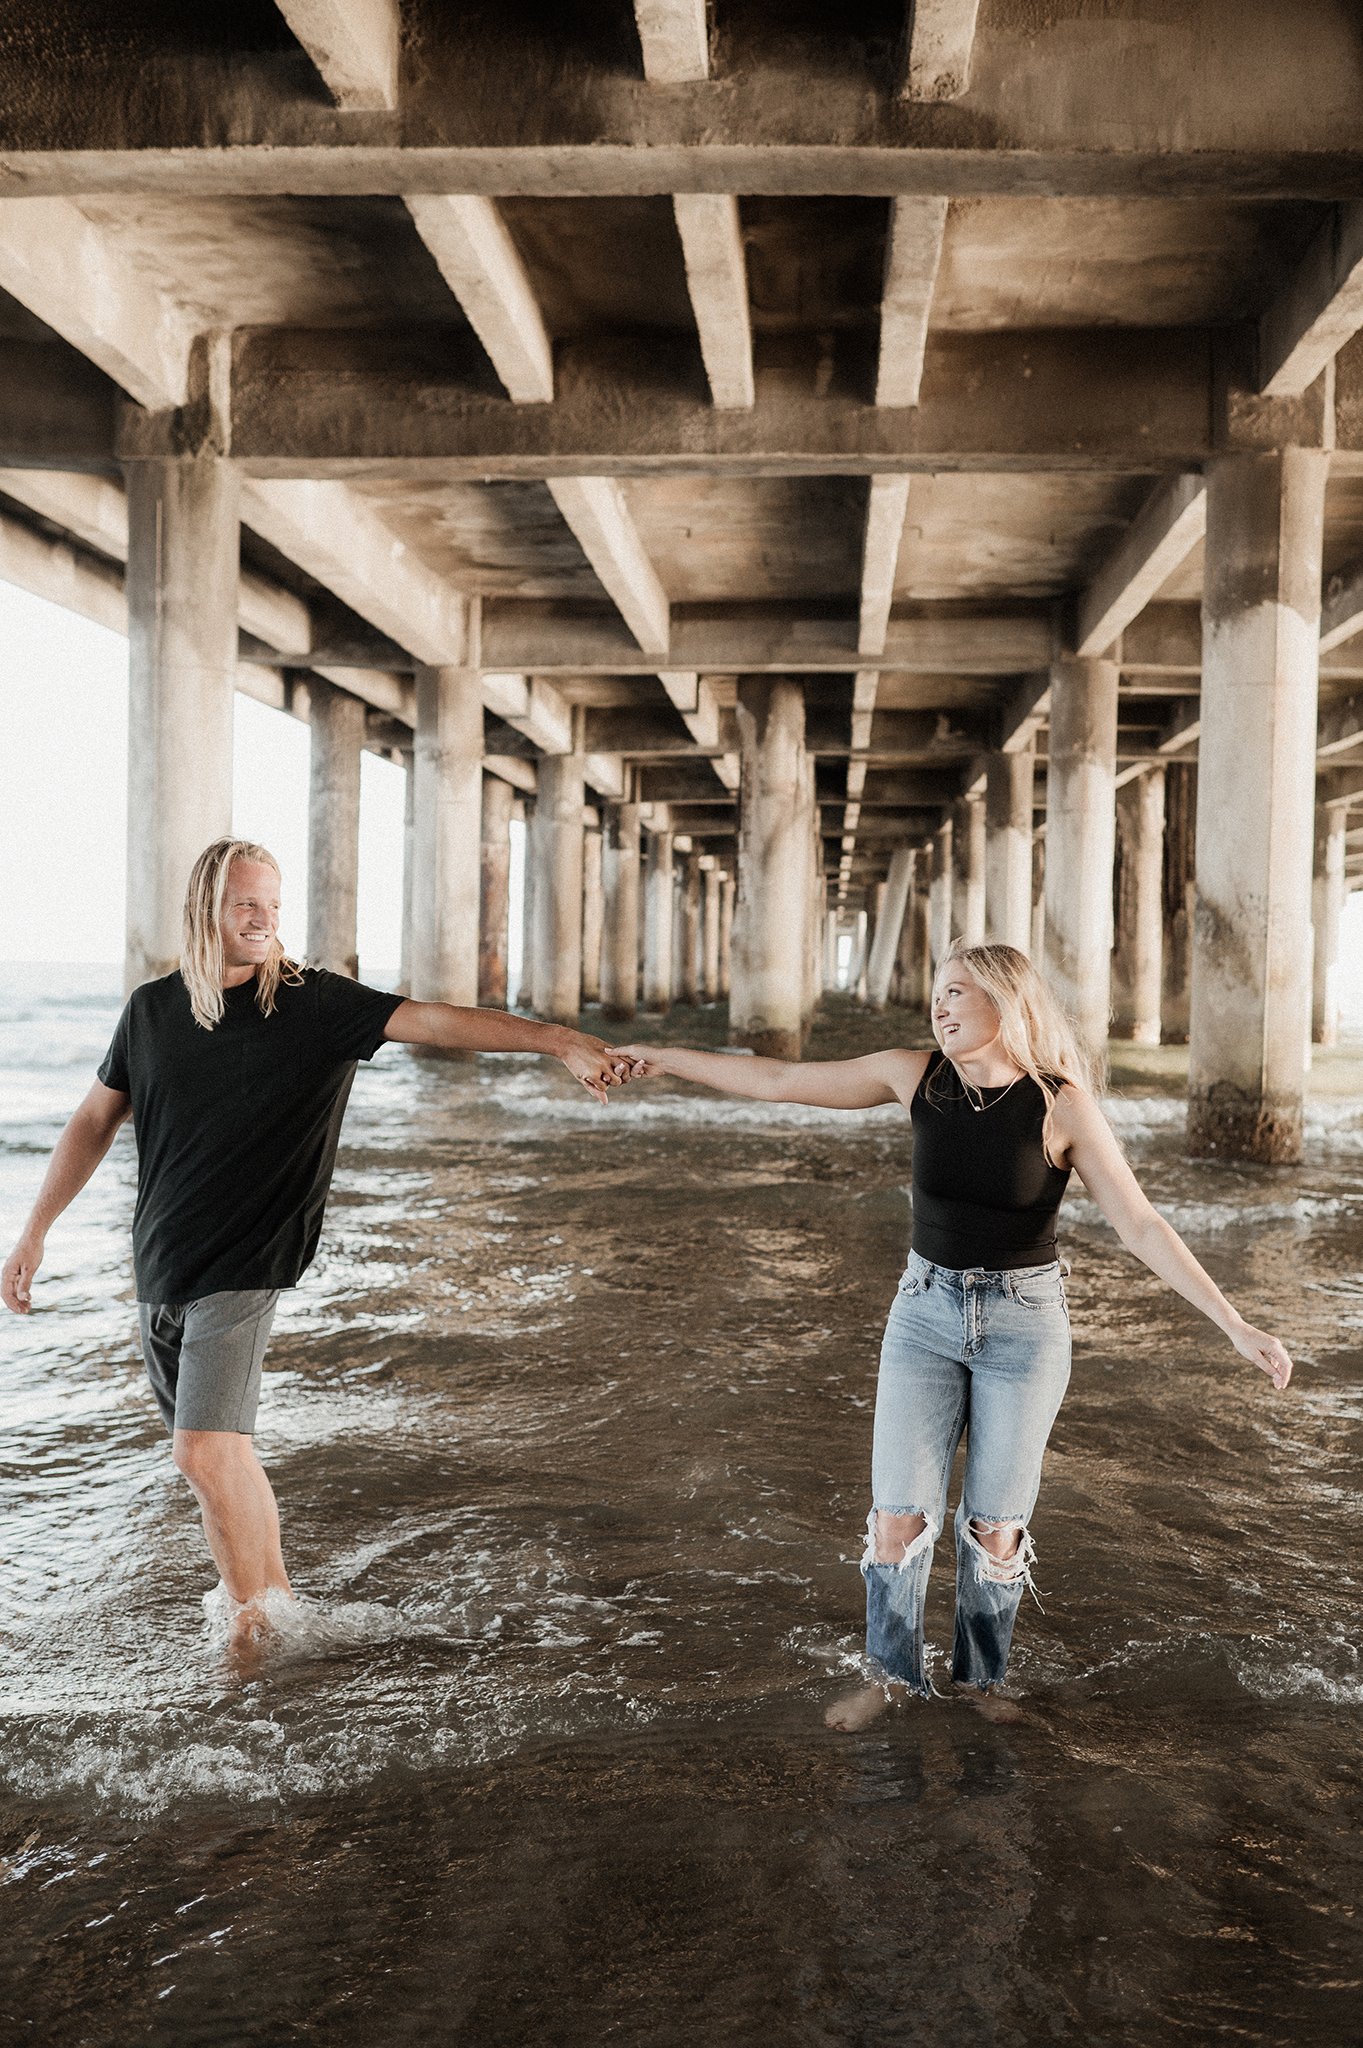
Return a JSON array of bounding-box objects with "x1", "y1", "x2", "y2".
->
[
  {"x1": 862, "y1": 1506, "x2": 934, "y2": 1569},
  {"x1": 964, "y1": 1517, "x2": 1043, "y2": 1604}
]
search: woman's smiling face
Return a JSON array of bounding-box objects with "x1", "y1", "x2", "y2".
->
[{"x1": 932, "y1": 961, "x2": 1001, "y2": 1061}]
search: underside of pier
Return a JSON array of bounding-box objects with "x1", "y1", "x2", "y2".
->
[{"x1": 5, "y1": 0, "x2": 1363, "y2": 1159}]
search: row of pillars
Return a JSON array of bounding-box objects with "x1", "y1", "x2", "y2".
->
[{"x1": 120, "y1": 444, "x2": 1343, "y2": 1164}]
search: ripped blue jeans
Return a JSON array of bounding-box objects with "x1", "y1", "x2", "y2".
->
[{"x1": 864, "y1": 1250, "x2": 1071, "y2": 1697}]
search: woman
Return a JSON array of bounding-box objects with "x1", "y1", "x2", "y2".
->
[{"x1": 614, "y1": 942, "x2": 1294, "y2": 1731}]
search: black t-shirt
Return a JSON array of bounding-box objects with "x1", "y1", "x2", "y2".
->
[{"x1": 97, "y1": 968, "x2": 404, "y2": 1303}]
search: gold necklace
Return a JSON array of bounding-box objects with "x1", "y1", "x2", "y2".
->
[{"x1": 958, "y1": 1070, "x2": 1025, "y2": 1114}]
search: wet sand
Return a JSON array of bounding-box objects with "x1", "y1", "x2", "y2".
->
[{"x1": 1, "y1": 975, "x2": 1360, "y2": 2045}]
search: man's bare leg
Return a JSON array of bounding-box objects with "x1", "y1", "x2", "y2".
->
[{"x1": 172, "y1": 1429, "x2": 292, "y2": 1642}]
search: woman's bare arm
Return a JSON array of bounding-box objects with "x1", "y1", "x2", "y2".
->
[
  {"x1": 1050, "y1": 1085, "x2": 1292, "y2": 1389},
  {"x1": 609, "y1": 1043, "x2": 932, "y2": 1111},
  {"x1": 2, "y1": 1080, "x2": 132, "y2": 1313}
]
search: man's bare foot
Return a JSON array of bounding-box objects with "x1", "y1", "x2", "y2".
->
[
  {"x1": 825, "y1": 1682, "x2": 898, "y2": 1731},
  {"x1": 953, "y1": 1682, "x2": 1025, "y2": 1724}
]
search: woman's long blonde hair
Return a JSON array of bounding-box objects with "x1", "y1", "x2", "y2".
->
[
  {"x1": 930, "y1": 941, "x2": 1102, "y2": 1166},
  {"x1": 180, "y1": 838, "x2": 303, "y2": 1030}
]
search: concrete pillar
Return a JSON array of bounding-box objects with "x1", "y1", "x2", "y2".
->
[
  {"x1": 929, "y1": 817, "x2": 953, "y2": 968},
  {"x1": 1043, "y1": 657, "x2": 1119, "y2": 1054},
  {"x1": 519, "y1": 803, "x2": 537, "y2": 1010},
  {"x1": 601, "y1": 800, "x2": 642, "y2": 1021},
  {"x1": 581, "y1": 818, "x2": 604, "y2": 1005},
  {"x1": 306, "y1": 680, "x2": 364, "y2": 978},
  {"x1": 1189, "y1": 448, "x2": 1328, "y2": 1162},
  {"x1": 1312, "y1": 803, "x2": 1347, "y2": 1047},
  {"x1": 909, "y1": 878, "x2": 933, "y2": 1009},
  {"x1": 823, "y1": 909, "x2": 839, "y2": 991},
  {"x1": 1031, "y1": 833, "x2": 1046, "y2": 964},
  {"x1": 478, "y1": 772, "x2": 514, "y2": 1008},
  {"x1": 866, "y1": 846, "x2": 914, "y2": 1009},
  {"x1": 731, "y1": 677, "x2": 810, "y2": 1057},
  {"x1": 124, "y1": 455, "x2": 239, "y2": 988},
  {"x1": 850, "y1": 907, "x2": 870, "y2": 1000},
  {"x1": 1161, "y1": 763, "x2": 1196, "y2": 1043},
  {"x1": 719, "y1": 870, "x2": 734, "y2": 998},
  {"x1": 804, "y1": 765, "x2": 823, "y2": 1024},
  {"x1": 642, "y1": 827, "x2": 674, "y2": 1013},
  {"x1": 985, "y1": 746, "x2": 1035, "y2": 951},
  {"x1": 679, "y1": 853, "x2": 702, "y2": 1005},
  {"x1": 951, "y1": 796, "x2": 986, "y2": 946},
  {"x1": 1111, "y1": 768, "x2": 1165, "y2": 1045},
  {"x1": 528, "y1": 752, "x2": 586, "y2": 1024},
  {"x1": 411, "y1": 665, "x2": 483, "y2": 1008},
  {"x1": 702, "y1": 862, "x2": 723, "y2": 1001},
  {"x1": 398, "y1": 745, "x2": 415, "y2": 995}
]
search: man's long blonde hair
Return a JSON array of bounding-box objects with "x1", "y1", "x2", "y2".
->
[
  {"x1": 931, "y1": 941, "x2": 1102, "y2": 1165},
  {"x1": 181, "y1": 838, "x2": 303, "y2": 1030}
]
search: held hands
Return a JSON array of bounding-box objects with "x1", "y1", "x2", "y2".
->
[
  {"x1": 1, "y1": 1234, "x2": 43, "y2": 1315},
  {"x1": 556, "y1": 1031, "x2": 643, "y2": 1106},
  {"x1": 1229, "y1": 1318, "x2": 1293, "y2": 1391},
  {"x1": 604, "y1": 1044, "x2": 667, "y2": 1081}
]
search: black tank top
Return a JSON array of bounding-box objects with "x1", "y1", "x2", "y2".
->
[{"x1": 909, "y1": 1049, "x2": 1071, "y2": 1271}]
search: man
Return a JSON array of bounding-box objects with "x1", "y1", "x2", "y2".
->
[{"x1": 1, "y1": 837, "x2": 630, "y2": 1641}]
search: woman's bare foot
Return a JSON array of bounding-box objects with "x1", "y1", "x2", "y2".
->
[
  {"x1": 825, "y1": 1682, "x2": 902, "y2": 1731},
  {"x1": 952, "y1": 1682, "x2": 1025, "y2": 1724}
]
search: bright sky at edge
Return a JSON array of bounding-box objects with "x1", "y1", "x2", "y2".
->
[{"x1": 1, "y1": 578, "x2": 1359, "y2": 1030}]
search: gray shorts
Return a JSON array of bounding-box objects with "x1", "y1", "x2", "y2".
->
[{"x1": 136, "y1": 1290, "x2": 280, "y2": 1436}]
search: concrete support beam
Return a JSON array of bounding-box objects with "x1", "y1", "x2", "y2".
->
[
  {"x1": 929, "y1": 816, "x2": 953, "y2": 968},
  {"x1": 904, "y1": 0, "x2": 982, "y2": 102},
  {"x1": 951, "y1": 795, "x2": 986, "y2": 946},
  {"x1": 1075, "y1": 475, "x2": 1206, "y2": 657},
  {"x1": 673, "y1": 195, "x2": 754, "y2": 410},
  {"x1": 411, "y1": 664, "x2": 483, "y2": 1008},
  {"x1": 1320, "y1": 560, "x2": 1363, "y2": 654},
  {"x1": 123, "y1": 456, "x2": 239, "y2": 989},
  {"x1": 658, "y1": 670, "x2": 741, "y2": 792},
  {"x1": 984, "y1": 745, "x2": 1034, "y2": 950},
  {"x1": 1189, "y1": 448, "x2": 1328, "y2": 1162},
  {"x1": 0, "y1": 199, "x2": 192, "y2": 409},
  {"x1": 1313, "y1": 804, "x2": 1346, "y2": 1047},
  {"x1": 730, "y1": 677, "x2": 809, "y2": 1058},
  {"x1": 643, "y1": 826, "x2": 675, "y2": 1013},
  {"x1": 479, "y1": 771, "x2": 514, "y2": 1007},
  {"x1": 634, "y1": 0, "x2": 708, "y2": 82},
  {"x1": 307, "y1": 679, "x2": 365, "y2": 978},
  {"x1": 546, "y1": 477, "x2": 670, "y2": 655},
  {"x1": 528, "y1": 752, "x2": 586, "y2": 1023},
  {"x1": 602, "y1": 801, "x2": 642, "y2": 1020},
  {"x1": 866, "y1": 846, "x2": 914, "y2": 1009},
  {"x1": 1111, "y1": 766, "x2": 1165, "y2": 1044},
  {"x1": 859, "y1": 477, "x2": 912, "y2": 657},
  {"x1": 1259, "y1": 203, "x2": 1363, "y2": 398},
  {"x1": 274, "y1": 0, "x2": 399, "y2": 110},
  {"x1": 581, "y1": 820, "x2": 604, "y2": 1004},
  {"x1": 1043, "y1": 657, "x2": 1119, "y2": 1055},
  {"x1": 405, "y1": 196, "x2": 554, "y2": 403},
  {"x1": 876, "y1": 199, "x2": 950, "y2": 406}
]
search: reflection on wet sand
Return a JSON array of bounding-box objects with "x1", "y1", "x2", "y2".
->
[{"x1": 1, "y1": 977, "x2": 1360, "y2": 2044}]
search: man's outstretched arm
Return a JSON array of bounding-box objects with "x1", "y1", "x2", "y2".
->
[
  {"x1": 2, "y1": 1081, "x2": 131, "y2": 1313},
  {"x1": 383, "y1": 1002, "x2": 629, "y2": 1105}
]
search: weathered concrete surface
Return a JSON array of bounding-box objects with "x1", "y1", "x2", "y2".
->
[
  {"x1": 702, "y1": 863, "x2": 723, "y2": 1003},
  {"x1": 929, "y1": 817, "x2": 953, "y2": 969},
  {"x1": 306, "y1": 679, "x2": 364, "y2": 978},
  {"x1": 411, "y1": 665, "x2": 482, "y2": 1012},
  {"x1": 1312, "y1": 803, "x2": 1346, "y2": 1046},
  {"x1": 730, "y1": 678, "x2": 808, "y2": 1059},
  {"x1": 478, "y1": 771, "x2": 514, "y2": 1008},
  {"x1": 984, "y1": 746, "x2": 1033, "y2": 951},
  {"x1": 124, "y1": 455, "x2": 238, "y2": 989},
  {"x1": 529, "y1": 752, "x2": 586, "y2": 1025},
  {"x1": 642, "y1": 826, "x2": 674, "y2": 1013},
  {"x1": 1044, "y1": 658, "x2": 1119, "y2": 1055},
  {"x1": 1189, "y1": 449, "x2": 1328, "y2": 1163},
  {"x1": 678, "y1": 852, "x2": 701, "y2": 1008},
  {"x1": 601, "y1": 801, "x2": 641, "y2": 1021},
  {"x1": 581, "y1": 821, "x2": 604, "y2": 1005},
  {"x1": 1160, "y1": 762, "x2": 1196, "y2": 1043},
  {"x1": 1111, "y1": 767, "x2": 1165, "y2": 1045},
  {"x1": 950, "y1": 795, "x2": 986, "y2": 946}
]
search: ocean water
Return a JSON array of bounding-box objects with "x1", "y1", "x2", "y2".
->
[{"x1": 0, "y1": 967, "x2": 1360, "y2": 2045}]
